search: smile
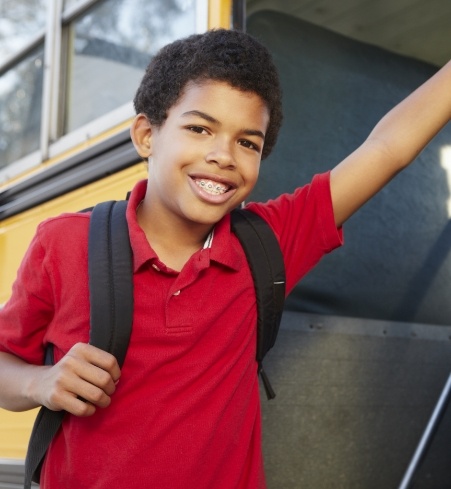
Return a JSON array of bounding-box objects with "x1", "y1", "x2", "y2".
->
[{"x1": 194, "y1": 179, "x2": 230, "y2": 195}]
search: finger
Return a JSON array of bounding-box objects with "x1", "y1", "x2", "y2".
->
[
  {"x1": 70, "y1": 375, "x2": 113, "y2": 409},
  {"x1": 44, "y1": 380, "x2": 99, "y2": 416},
  {"x1": 60, "y1": 395, "x2": 97, "y2": 417},
  {"x1": 69, "y1": 343, "x2": 121, "y2": 382},
  {"x1": 43, "y1": 346, "x2": 119, "y2": 411},
  {"x1": 53, "y1": 360, "x2": 117, "y2": 407},
  {"x1": 77, "y1": 362, "x2": 118, "y2": 397}
]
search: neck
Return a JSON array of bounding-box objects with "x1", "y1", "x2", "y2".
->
[{"x1": 136, "y1": 201, "x2": 214, "y2": 271}]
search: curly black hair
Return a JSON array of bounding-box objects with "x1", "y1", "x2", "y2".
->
[{"x1": 133, "y1": 29, "x2": 283, "y2": 159}]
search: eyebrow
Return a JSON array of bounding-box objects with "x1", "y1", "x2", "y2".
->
[
  {"x1": 182, "y1": 110, "x2": 218, "y2": 124},
  {"x1": 181, "y1": 110, "x2": 266, "y2": 140}
]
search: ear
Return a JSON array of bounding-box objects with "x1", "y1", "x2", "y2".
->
[{"x1": 130, "y1": 114, "x2": 152, "y2": 158}]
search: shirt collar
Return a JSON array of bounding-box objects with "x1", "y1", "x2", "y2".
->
[
  {"x1": 208, "y1": 214, "x2": 245, "y2": 271},
  {"x1": 126, "y1": 180, "x2": 245, "y2": 273},
  {"x1": 126, "y1": 180, "x2": 158, "y2": 272}
]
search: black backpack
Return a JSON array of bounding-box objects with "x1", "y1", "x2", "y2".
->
[{"x1": 24, "y1": 200, "x2": 286, "y2": 488}]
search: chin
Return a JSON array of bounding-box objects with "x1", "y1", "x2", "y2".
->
[{"x1": 188, "y1": 208, "x2": 230, "y2": 226}]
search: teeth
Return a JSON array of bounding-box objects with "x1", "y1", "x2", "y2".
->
[{"x1": 195, "y1": 179, "x2": 229, "y2": 195}]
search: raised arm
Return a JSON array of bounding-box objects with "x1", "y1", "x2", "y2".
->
[{"x1": 330, "y1": 60, "x2": 451, "y2": 228}]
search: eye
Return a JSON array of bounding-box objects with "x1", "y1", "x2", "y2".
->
[
  {"x1": 187, "y1": 125, "x2": 208, "y2": 135},
  {"x1": 239, "y1": 139, "x2": 261, "y2": 152}
]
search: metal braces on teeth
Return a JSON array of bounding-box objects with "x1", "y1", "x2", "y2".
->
[{"x1": 198, "y1": 180, "x2": 226, "y2": 192}]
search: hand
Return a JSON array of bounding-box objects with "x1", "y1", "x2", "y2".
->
[{"x1": 32, "y1": 343, "x2": 121, "y2": 417}]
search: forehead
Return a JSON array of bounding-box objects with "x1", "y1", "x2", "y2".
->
[{"x1": 170, "y1": 80, "x2": 270, "y2": 130}]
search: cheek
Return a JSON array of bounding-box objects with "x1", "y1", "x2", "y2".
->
[{"x1": 245, "y1": 161, "x2": 261, "y2": 186}]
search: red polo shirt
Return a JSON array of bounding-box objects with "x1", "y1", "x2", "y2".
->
[{"x1": 0, "y1": 173, "x2": 342, "y2": 489}]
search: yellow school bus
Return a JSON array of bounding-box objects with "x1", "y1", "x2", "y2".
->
[
  {"x1": 0, "y1": 0, "x2": 232, "y2": 469},
  {"x1": 1, "y1": 0, "x2": 451, "y2": 487}
]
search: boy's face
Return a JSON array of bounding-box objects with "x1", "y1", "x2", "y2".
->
[{"x1": 133, "y1": 80, "x2": 270, "y2": 230}]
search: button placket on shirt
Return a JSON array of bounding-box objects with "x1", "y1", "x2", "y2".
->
[{"x1": 164, "y1": 249, "x2": 211, "y2": 333}]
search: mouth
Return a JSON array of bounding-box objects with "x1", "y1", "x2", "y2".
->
[{"x1": 193, "y1": 178, "x2": 231, "y2": 195}]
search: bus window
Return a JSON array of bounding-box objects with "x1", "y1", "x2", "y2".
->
[
  {"x1": 0, "y1": 47, "x2": 44, "y2": 169},
  {"x1": 0, "y1": 0, "x2": 46, "y2": 59},
  {"x1": 65, "y1": 0, "x2": 198, "y2": 133}
]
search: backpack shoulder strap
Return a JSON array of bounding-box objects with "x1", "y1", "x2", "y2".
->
[
  {"x1": 230, "y1": 208, "x2": 286, "y2": 399},
  {"x1": 88, "y1": 200, "x2": 133, "y2": 365},
  {"x1": 23, "y1": 401, "x2": 65, "y2": 488},
  {"x1": 24, "y1": 200, "x2": 133, "y2": 488}
]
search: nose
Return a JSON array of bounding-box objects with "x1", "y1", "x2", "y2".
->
[{"x1": 205, "y1": 138, "x2": 236, "y2": 169}]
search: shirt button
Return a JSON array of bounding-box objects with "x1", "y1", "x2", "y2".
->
[{"x1": 173, "y1": 290, "x2": 181, "y2": 296}]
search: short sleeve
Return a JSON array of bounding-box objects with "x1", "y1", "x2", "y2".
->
[
  {"x1": 0, "y1": 224, "x2": 55, "y2": 364},
  {"x1": 245, "y1": 172, "x2": 343, "y2": 294}
]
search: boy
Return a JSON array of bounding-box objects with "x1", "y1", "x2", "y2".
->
[{"x1": 0, "y1": 28, "x2": 450, "y2": 489}]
